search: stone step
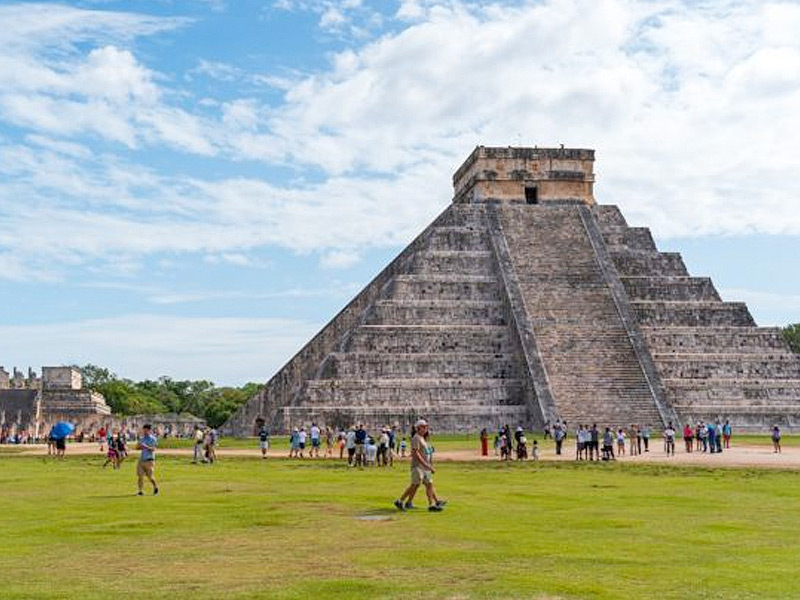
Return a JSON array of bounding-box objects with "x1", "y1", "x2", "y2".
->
[
  {"x1": 643, "y1": 327, "x2": 790, "y2": 353},
  {"x1": 632, "y1": 301, "x2": 755, "y2": 327},
  {"x1": 600, "y1": 227, "x2": 657, "y2": 252},
  {"x1": 279, "y1": 404, "x2": 529, "y2": 433},
  {"x1": 621, "y1": 276, "x2": 720, "y2": 302},
  {"x1": 410, "y1": 250, "x2": 495, "y2": 275},
  {"x1": 663, "y1": 378, "x2": 800, "y2": 400},
  {"x1": 368, "y1": 300, "x2": 506, "y2": 326},
  {"x1": 654, "y1": 355, "x2": 800, "y2": 379},
  {"x1": 345, "y1": 325, "x2": 511, "y2": 354},
  {"x1": 303, "y1": 378, "x2": 524, "y2": 406},
  {"x1": 610, "y1": 251, "x2": 688, "y2": 277},
  {"x1": 435, "y1": 205, "x2": 487, "y2": 227},
  {"x1": 390, "y1": 275, "x2": 502, "y2": 302},
  {"x1": 323, "y1": 352, "x2": 515, "y2": 379},
  {"x1": 592, "y1": 205, "x2": 627, "y2": 227},
  {"x1": 427, "y1": 227, "x2": 490, "y2": 251}
]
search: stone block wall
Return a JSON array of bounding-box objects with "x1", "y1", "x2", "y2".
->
[{"x1": 596, "y1": 205, "x2": 800, "y2": 431}]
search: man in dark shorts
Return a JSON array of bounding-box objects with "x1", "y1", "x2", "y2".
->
[
  {"x1": 136, "y1": 424, "x2": 159, "y2": 496},
  {"x1": 55, "y1": 435, "x2": 66, "y2": 459},
  {"x1": 589, "y1": 423, "x2": 599, "y2": 461}
]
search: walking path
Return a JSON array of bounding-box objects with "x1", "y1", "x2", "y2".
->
[{"x1": 5, "y1": 441, "x2": 799, "y2": 469}]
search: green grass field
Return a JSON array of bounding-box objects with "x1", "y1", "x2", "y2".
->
[{"x1": 2, "y1": 451, "x2": 800, "y2": 599}]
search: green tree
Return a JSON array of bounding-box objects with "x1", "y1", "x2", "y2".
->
[
  {"x1": 77, "y1": 364, "x2": 261, "y2": 424},
  {"x1": 783, "y1": 323, "x2": 800, "y2": 354}
]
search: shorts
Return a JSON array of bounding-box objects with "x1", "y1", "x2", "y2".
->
[
  {"x1": 311, "y1": 439, "x2": 320, "y2": 448},
  {"x1": 137, "y1": 460, "x2": 155, "y2": 478},
  {"x1": 354, "y1": 444, "x2": 365, "y2": 457},
  {"x1": 410, "y1": 467, "x2": 433, "y2": 485},
  {"x1": 56, "y1": 438, "x2": 66, "y2": 450},
  {"x1": 107, "y1": 449, "x2": 118, "y2": 459},
  {"x1": 298, "y1": 442, "x2": 305, "y2": 449},
  {"x1": 259, "y1": 441, "x2": 269, "y2": 450}
]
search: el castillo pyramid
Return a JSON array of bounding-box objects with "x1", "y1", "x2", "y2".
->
[{"x1": 223, "y1": 146, "x2": 800, "y2": 435}]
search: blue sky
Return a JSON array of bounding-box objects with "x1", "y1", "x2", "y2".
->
[{"x1": 1, "y1": 0, "x2": 799, "y2": 385}]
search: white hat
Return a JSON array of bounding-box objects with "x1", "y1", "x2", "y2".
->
[{"x1": 415, "y1": 419, "x2": 428, "y2": 428}]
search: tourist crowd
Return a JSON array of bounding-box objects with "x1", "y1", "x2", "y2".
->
[{"x1": 268, "y1": 422, "x2": 416, "y2": 468}]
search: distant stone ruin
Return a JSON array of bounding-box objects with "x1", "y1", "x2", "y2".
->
[
  {"x1": 0, "y1": 365, "x2": 111, "y2": 437},
  {"x1": 223, "y1": 146, "x2": 800, "y2": 435}
]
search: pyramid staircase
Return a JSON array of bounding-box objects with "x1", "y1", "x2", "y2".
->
[
  {"x1": 595, "y1": 205, "x2": 800, "y2": 430},
  {"x1": 223, "y1": 147, "x2": 800, "y2": 435}
]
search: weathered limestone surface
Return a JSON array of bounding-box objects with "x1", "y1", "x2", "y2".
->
[
  {"x1": 596, "y1": 205, "x2": 800, "y2": 430},
  {"x1": 222, "y1": 147, "x2": 800, "y2": 435}
]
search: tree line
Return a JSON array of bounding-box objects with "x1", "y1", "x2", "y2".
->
[
  {"x1": 79, "y1": 364, "x2": 263, "y2": 428},
  {"x1": 783, "y1": 324, "x2": 800, "y2": 355}
]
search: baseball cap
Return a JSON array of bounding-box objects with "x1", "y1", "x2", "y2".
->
[{"x1": 415, "y1": 419, "x2": 428, "y2": 428}]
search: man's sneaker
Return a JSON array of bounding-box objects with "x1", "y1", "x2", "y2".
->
[
  {"x1": 393, "y1": 499, "x2": 405, "y2": 511},
  {"x1": 137, "y1": 491, "x2": 143, "y2": 496},
  {"x1": 153, "y1": 487, "x2": 159, "y2": 496},
  {"x1": 428, "y1": 505, "x2": 443, "y2": 512},
  {"x1": 404, "y1": 502, "x2": 415, "y2": 510},
  {"x1": 436, "y1": 499, "x2": 447, "y2": 508}
]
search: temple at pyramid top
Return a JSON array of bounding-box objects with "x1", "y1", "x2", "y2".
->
[
  {"x1": 453, "y1": 146, "x2": 595, "y2": 205},
  {"x1": 223, "y1": 145, "x2": 800, "y2": 436}
]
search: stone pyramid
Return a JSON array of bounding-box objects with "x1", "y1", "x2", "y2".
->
[{"x1": 223, "y1": 146, "x2": 800, "y2": 435}]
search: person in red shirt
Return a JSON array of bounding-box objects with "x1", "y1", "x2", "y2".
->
[
  {"x1": 97, "y1": 426, "x2": 106, "y2": 453},
  {"x1": 683, "y1": 424, "x2": 693, "y2": 453}
]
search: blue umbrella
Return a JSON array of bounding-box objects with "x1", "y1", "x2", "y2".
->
[{"x1": 51, "y1": 422, "x2": 75, "y2": 440}]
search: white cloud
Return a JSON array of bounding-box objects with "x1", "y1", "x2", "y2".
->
[
  {"x1": 320, "y1": 249, "x2": 361, "y2": 269},
  {"x1": 0, "y1": 314, "x2": 320, "y2": 385},
  {"x1": 0, "y1": 5, "x2": 211, "y2": 153},
  {"x1": 2, "y1": 0, "x2": 800, "y2": 281}
]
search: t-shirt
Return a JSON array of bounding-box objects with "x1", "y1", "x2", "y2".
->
[
  {"x1": 259, "y1": 428, "x2": 269, "y2": 442},
  {"x1": 354, "y1": 428, "x2": 367, "y2": 444},
  {"x1": 664, "y1": 428, "x2": 675, "y2": 441},
  {"x1": 195, "y1": 429, "x2": 204, "y2": 443},
  {"x1": 298, "y1": 431, "x2": 307, "y2": 444},
  {"x1": 310, "y1": 426, "x2": 320, "y2": 440},
  {"x1": 345, "y1": 430, "x2": 356, "y2": 449},
  {"x1": 139, "y1": 434, "x2": 157, "y2": 461},
  {"x1": 410, "y1": 434, "x2": 429, "y2": 470}
]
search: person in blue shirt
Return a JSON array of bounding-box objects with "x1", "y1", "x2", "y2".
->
[
  {"x1": 136, "y1": 424, "x2": 159, "y2": 496},
  {"x1": 723, "y1": 420, "x2": 732, "y2": 449}
]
